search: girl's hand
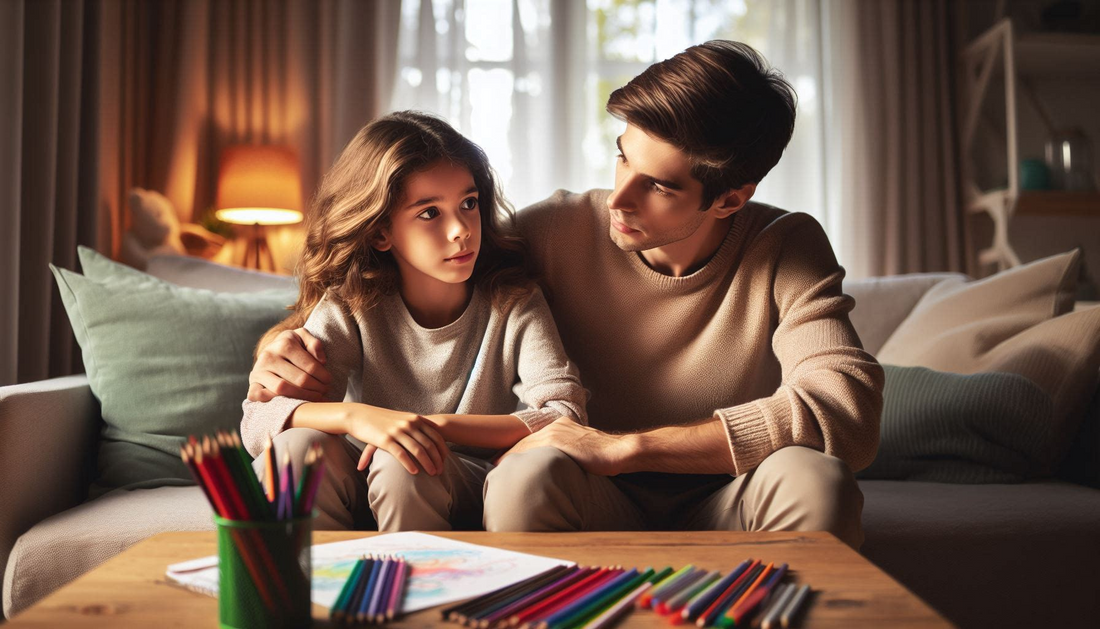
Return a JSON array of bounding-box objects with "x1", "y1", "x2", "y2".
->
[{"x1": 346, "y1": 405, "x2": 449, "y2": 475}]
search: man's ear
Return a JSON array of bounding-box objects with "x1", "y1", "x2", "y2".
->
[{"x1": 708, "y1": 183, "x2": 757, "y2": 218}]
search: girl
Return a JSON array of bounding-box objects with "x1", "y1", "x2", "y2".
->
[{"x1": 241, "y1": 111, "x2": 587, "y2": 531}]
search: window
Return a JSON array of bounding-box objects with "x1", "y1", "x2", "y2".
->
[{"x1": 393, "y1": 0, "x2": 827, "y2": 232}]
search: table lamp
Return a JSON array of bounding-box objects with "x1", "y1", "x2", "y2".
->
[{"x1": 215, "y1": 145, "x2": 304, "y2": 272}]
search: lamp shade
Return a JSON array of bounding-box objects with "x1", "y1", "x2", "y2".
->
[{"x1": 215, "y1": 145, "x2": 304, "y2": 225}]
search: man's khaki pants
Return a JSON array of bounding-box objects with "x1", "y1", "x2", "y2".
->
[{"x1": 259, "y1": 428, "x2": 865, "y2": 550}]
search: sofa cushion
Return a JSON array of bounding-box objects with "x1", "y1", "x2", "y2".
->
[
  {"x1": 845, "y1": 273, "x2": 967, "y2": 356},
  {"x1": 857, "y1": 366, "x2": 1055, "y2": 482},
  {"x1": 145, "y1": 254, "x2": 297, "y2": 293},
  {"x1": 860, "y1": 479, "x2": 1100, "y2": 628},
  {"x1": 50, "y1": 249, "x2": 296, "y2": 496},
  {"x1": 1, "y1": 486, "x2": 213, "y2": 618},
  {"x1": 876, "y1": 249, "x2": 1080, "y2": 367}
]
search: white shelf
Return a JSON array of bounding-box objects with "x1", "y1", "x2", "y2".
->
[
  {"x1": 964, "y1": 27, "x2": 1100, "y2": 78},
  {"x1": 1015, "y1": 32, "x2": 1100, "y2": 77}
]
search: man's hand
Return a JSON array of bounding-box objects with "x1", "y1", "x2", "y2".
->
[
  {"x1": 248, "y1": 328, "x2": 332, "y2": 402},
  {"x1": 498, "y1": 417, "x2": 634, "y2": 476}
]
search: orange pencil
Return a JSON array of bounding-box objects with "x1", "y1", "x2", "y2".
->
[
  {"x1": 263, "y1": 436, "x2": 277, "y2": 503},
  {"x1": 723, "y1": 562, "x2": 773, "y2": 621}
]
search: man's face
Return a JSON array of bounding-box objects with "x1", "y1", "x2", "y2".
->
[{"x1": 606, "y1": 124, "x2": 710, "y2": 252}]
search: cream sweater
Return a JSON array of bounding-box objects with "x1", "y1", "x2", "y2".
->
[
  {"x1": 516, "y1": 190, "x2": 883, "y2": 475},
  {"x1": 240, "y1": 287, "x2": 587, "y2": 459}
]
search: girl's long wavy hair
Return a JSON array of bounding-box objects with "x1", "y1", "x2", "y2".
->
[{"x1": 289, "y1": 111, "x2": 532, "y2": 325}]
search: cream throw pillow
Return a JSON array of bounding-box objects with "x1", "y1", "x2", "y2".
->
[{"x1": 877, "y1": 249, "x2": 1081, "y2": 367}]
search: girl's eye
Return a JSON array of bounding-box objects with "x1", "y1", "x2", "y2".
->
[
  {"x1": 417, "y1": 207, "x2": 440, "y2": 220},
  {"x1": 616, "y1": 153, "x2": 626, "y2": 163},
  {"x1": 461, "y1": 197, "x2": 479, "y2": 211}
]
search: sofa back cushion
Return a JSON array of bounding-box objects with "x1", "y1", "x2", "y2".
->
[
  {"x1": 145, "y1": 254, "x2": 296, "y2": 293},
  {"x1": 845, "y1": 273, "x2": 967, "y2": 356},
  {"x1": 50, "y1": 248, "x2": 296, "y2": 496}
]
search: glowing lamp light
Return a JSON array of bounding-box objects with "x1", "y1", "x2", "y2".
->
[{"x1": 214, "y1": 145, "x2": 303, "y2": 270}]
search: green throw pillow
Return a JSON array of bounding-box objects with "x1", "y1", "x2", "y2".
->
[
  {"x1": 51, "y1": 249, "x2": 295, "y2": 496},
  {"x1": 857, "y1": 365, "x2": 1055, "y2": 483}
]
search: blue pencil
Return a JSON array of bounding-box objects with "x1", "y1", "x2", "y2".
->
[
  {"x1": 357, "y1": 554, "x2": 384, "y2": 622},
  {"x1": 681, "y1": 560, "x2": 751, "y2": 622},
  {"x1": 368, "y1": 555, "x2": 393, "y2": 623}
]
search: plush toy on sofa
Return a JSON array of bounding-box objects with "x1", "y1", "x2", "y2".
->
[{"x1": 119, "y1": 188, "x2": 226, "y2": 269}]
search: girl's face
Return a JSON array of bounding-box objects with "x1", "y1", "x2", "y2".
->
[{"x1": 377, "y1": 160, "x2": 482, "y2": 290}]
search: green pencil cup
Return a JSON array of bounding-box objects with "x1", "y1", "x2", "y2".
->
[{"x1": 215, "y1": 513, "x2": 314, "y2": 629}]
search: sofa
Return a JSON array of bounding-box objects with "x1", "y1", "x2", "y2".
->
[{"x1": 2, "y1": 254, "x2": 1099, "y2": 628}]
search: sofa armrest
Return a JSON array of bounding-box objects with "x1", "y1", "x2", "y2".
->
[{"x1": 0, "y1": 375, "x2": 99, "y2": 614}]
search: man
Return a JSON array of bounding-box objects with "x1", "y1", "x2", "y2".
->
[{"x1": 249, "y1": 41, "x2": 882, "y2": 549}]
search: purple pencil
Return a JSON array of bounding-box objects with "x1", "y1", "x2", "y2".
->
[
  {"x1": 366, "y1": 555, "x2": 392, "y2": 623},
  {"x1": 385, "y1": 557, "x2": 408, "y2": 621}
]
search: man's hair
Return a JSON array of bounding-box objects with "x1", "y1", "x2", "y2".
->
[{"x1": 606, "y1": 40, "x2": 796, "y2": 209}]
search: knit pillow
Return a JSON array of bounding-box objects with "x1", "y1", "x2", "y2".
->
[
  {"x1": 857, "y1": 366, "x2": 1055, "y2": 483},
  {"x1": 51, "y1": 249, "x2": 295, "y2": 496}
]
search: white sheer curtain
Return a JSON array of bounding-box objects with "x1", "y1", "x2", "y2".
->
[{"x1": 391, "y1": 0, "x2": 959, "y2": 279}]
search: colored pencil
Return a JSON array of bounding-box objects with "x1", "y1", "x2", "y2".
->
[
  {"x1": 759, "y1": 584, "x2": 796, "y2": 629},
  {"x1": 778, "y1": 584, "x2": 811, "y2": 629},
  {"x1": 295, "y1": 444, "x2": 316, "y2": 516},
  {"x1": 511, "y1": 568, "x2": 619, "y2": 626},
  {"x1": 331, "y1": 557, "x2": 366, "y2": 622},
  {"x1": 654, "y1": 569, "x2": 709, "y2": 613},
  {"x1": 660, "y1": 570, "x2": 720, "y2": 616},
  {"x1": 344, "y1": 555, "x2": 375, "y2": 623},
  {"x1": 724, "y1": 563, "x2": 787, "y2": 627},
  {"x1": 535, "y1": 568, "x2": 641, "y2": 629},
  {"x1": 467, "y1": 566, "x2": 583, "y2": 626},
  {"x1": 680, "y1": 560, "x2": 751, "y2": 623},
  {"x1": 639, "y1": 564, "x2": 695, "y2": 608},
  {"x1": 442, "y1": 565, "x2": 570, "y2": 621},
  {"x1": 190, "y1": 442, "x2": 281, "y2": 613},
  {"x1": 696, "y1": 561, "x2": 762, "y2": 628},
  {"x1": 263, "y1": 436, "x2": 277, "y2": 503},
  {"x1": 460, "y1": 565, "x2": 574, "y2": 625},
  {"x1": 552, "y1": 568, "x2": 654, "y2": 629},
  {"x1": 579, "y1": 580, "x2": 653, "y2": 629},
  {"x1": 371, "y1": 555, "x2": 396, "y2": 623},
  {"x1": 180, "y1": 444, "x2": 215, "y2": 508},
  {"x1": 386, "y1": 557, "x2": 408, "y2": 621},
  {"x1": 477, "y1": 567, "x2": 592, "y2": 628},
  {"x1": 721, "y1": 562, "x2": 774, "y2": 621},
  {"x1": 366, "y1": 555, "x2": 392, "y2": 622},
  {"x1": 301, "y1": 442, "x2": 327, "y2": 515},
  {"x1": 356, "y1": 553, "x2": 384, "y2": 622}
]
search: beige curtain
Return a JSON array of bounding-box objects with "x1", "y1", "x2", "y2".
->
[
  {"x1": 0, "y1": 0, "x2": 401, "y2": 386},
  {"x1": 826, "y1": 0, "x2": 965, "y2": 279}
]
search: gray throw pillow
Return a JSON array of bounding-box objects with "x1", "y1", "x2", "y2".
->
[
  {"x1": 51, "y1": 249, "x2": 295, "y2": 496},
  {"x1": 857, "y1": 365, "x2": 1055, "y2": 483}
]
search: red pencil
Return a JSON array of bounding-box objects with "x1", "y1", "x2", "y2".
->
[
  {"x1": 695, "y1": 560, "x2": 760, "y2": 627},
  {"x1": 512, "y1": 567, "x2": 620, "y2": 626},
  {"x1": 192, "y1": 442, "x2": 280, "y2": 613}
]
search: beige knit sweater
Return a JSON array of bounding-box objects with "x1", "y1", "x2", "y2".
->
[
  {"x1": 516, "y1": 190, "x2": 883, "y2": 475},
  {"x1": 240, "y1": 287, "x2": 587, "y2": 459}
]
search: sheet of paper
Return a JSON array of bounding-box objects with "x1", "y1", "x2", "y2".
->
[{"x1": 166, "y1": 531, "x2": 574, "y2": 613}]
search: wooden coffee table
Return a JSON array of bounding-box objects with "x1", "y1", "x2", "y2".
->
[{"x1": 7, "y1": 531, "x2": 951, "y2": 627}]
